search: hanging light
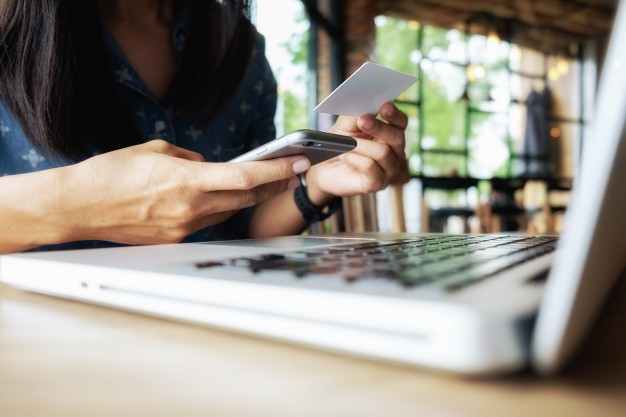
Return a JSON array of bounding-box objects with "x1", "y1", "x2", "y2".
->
[
  {"x1": 408, "y1": 20, "x2": 421, "y2": 30},
  {"x1": 557, "y1": 57, "x2": 570, "y2": 76},
  {"x1": 550, "y1": 127, "x2": 561, "y2": 138},
  {"x1": 487, "y1": 30, "x2": 500, "y2": 50},
  {"x1": 487, "y1": 31, "x2": 500, "y2": 43},
  {"x1": 548, "y1": 66, "x2": 560, "y2": 81},
  {"x1": 485, "y1": 14, "x2": 500, "y2": 55}
]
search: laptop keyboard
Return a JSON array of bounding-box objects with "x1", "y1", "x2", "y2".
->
[{"x1": 196, "y1": 235, "x2": 558, "y2": 292}]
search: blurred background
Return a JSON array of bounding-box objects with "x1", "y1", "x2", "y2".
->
[{"x1": 253, "y1": 0, "x2": 616, "y2": 236}]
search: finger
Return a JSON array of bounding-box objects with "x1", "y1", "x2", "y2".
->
[
  {"x1": 355, "y1": 118, "x2": 406, "y2": 161},
  {"x1": 193, "y1": 156, "x2": 310, "y2": 192},
  {"x1": 340, "y1": 152, "x2": 390, "y2": 192},
  {"x1": 379, "y1": 102, "x2": 408, "y2": 130},
  {"x1": 331, "y1": 115, "x2": 362, "y2": 136},
  {"x1": 350, "y1": 138, "x2": 399, "y2": 178},
  {"x1": 198, "y1": 177, "x2": 300, "y2": 214},
  {"x1": 331, "y1": 104, "x2": 408, "y2": 139},
  {"x1": 356, "y1": 116, "x2": 405, "y2": 148},
  {"x1": 145, "y1": 139, "x2": 205, "y2": 162}
]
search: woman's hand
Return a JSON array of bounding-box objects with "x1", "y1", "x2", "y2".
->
[
  {"x1": 60, "y1": 140, "x2": 311, "y2": 245},
  {"x1": 14, "y1": 140, "x2": 309, "y2": 249},
  {"x1": 305, "y1": 102, "x2": 409, "y2": 206}
]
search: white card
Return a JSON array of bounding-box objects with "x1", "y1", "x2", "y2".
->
[{"x1": 314, "y1": 62, "x2": 417, "y2": 117}]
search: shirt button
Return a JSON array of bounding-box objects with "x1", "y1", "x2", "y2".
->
[{"x1": 154, "y1": 120, "x2": 167, "y2": 133}]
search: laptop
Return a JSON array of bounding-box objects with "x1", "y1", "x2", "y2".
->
[{"x1": 2, "y1": 6, "x2": 626, "y2": 377}]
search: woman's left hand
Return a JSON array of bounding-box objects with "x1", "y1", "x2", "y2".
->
[{"x1": 305, "y1": 102, "x2": 409, "y2": 206}]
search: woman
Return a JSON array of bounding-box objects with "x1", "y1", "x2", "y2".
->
[{"x1": 0, "y1": 0, "x2": 408, "y2": 254}]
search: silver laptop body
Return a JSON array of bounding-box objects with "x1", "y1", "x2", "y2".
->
[{"x1": 2, "y1": 2, "x2": 626, "y2": 376}]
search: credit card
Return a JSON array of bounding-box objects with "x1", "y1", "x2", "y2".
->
[{"x1": 314, "y1": 62, "x2": 417, "y2": 117}]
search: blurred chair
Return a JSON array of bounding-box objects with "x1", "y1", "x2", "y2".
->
[
  {"x1": 544, "y1": 178, "x2": 573, "y2": 234},
  {"x1": 479, "y1": 178, "x2": 528, "y2": 233},
  {"x1": 420, "y1": 177, "x2": 479, "y2": 233}
]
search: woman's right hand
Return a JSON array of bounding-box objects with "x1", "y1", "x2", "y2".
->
[{"x1": 51, "y1": 140, "x2": 311, "y2": 246}]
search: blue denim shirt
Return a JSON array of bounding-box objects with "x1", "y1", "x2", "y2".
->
[{"x1": 0, "y1": 9, "x2": 278, "y2": 250}]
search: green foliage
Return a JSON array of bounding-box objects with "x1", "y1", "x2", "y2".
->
[
  {"x1": 272, "y1": 11, "x2": 512, "y2": 181},
  {"x1": 282, "y1": 8, "x2": 308, "y2": 66},
  {"x1": 278, "y1": 7, "x2": 309, "y2": 132},
  {"x1": 282, "y1": 90, "x2": 308, "y2": 132},
  {"x1": 375, "y1": 17, "x2": 419, "y2": 78},
  {"x1": 375, "y1": 16, "x2": 510, "y2": 179}
]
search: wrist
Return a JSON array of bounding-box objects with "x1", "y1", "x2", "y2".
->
[
  {"x1": 0, "y1": 166, "x2": 79, "y2": 252},
  {"x1": 303, "y1": 167, "x2": 334, "y2": 207},
  {"x1": 293, "y1": 171, "x2": 342, "y2": 224},
  {"x1": 45, "y1": 165, "x2": 86, "y2": 245}
]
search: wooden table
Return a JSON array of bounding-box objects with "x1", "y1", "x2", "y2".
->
[{"x1": 1, "y1": 277, "x2": 625, "y2": 417}]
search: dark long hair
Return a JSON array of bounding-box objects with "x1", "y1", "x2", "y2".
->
[{"x1": 0, "y1": 0, "x2": 255, "y2": 159}]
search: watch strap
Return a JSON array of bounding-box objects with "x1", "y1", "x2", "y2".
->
[{"x1": 294, "y1": 174, "x2": 341, "y2": 223}]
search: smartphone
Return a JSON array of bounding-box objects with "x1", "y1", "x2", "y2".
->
[{"x1": 229, "y1": 129, "x2": 357, "y2": 166}]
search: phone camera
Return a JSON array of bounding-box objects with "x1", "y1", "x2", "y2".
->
[{"x1": 303, "y1": 141, "x2": 315, "y2": 147}]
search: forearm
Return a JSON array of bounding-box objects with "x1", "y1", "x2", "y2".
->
[
  {"x1": 248, "y1": 188, "x2": 307, "y2": 238},
  {"x1": 0, "y1": 167, "x2": 78, "y2": 253}
]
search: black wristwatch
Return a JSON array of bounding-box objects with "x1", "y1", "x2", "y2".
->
[{"x1": 294, "y1": 173, "x2": 342, "y2": 223}]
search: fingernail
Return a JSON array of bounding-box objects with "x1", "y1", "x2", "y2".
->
[
  {"x1": 292, "y1": 158, "x2": 311, "y2": 174},
  {"x1": 383, "y1": 103, "x2": 394, "y2": 117},
  {"x1": 288, "y1": 176, "x2": 300, "y2": 190}
]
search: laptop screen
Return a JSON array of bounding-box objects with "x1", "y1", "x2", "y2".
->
[{"x1": 532, "y1": 0, "x2": 626, "y2": 373}]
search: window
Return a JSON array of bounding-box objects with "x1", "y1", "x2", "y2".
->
[
  {"x1": 375, "y1": 16, "x2": 586, "y2": 233},
  {"x1": 254, "y1": 0, "x2": 310, "y2": 137},
  {"x1": 376, "y1": 16, "x2": 584, "y2": 180}
]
